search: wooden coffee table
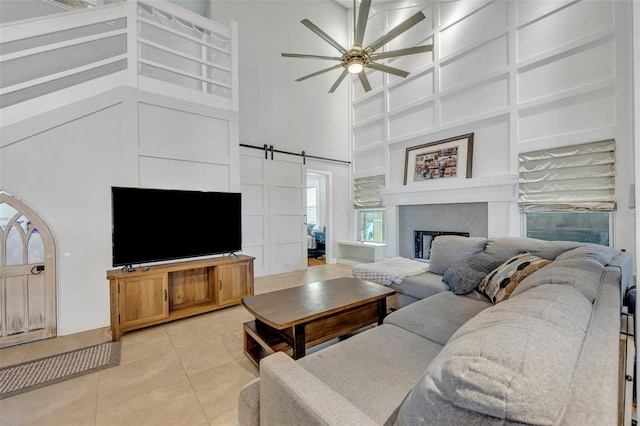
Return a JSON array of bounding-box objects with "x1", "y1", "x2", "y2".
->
[{"x1": 242, "y1": 277, "x2": 395, "y2": 367}]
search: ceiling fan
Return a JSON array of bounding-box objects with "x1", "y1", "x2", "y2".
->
[{"x1": 282, "y1": 0, "x2": 433, "y2": 93}]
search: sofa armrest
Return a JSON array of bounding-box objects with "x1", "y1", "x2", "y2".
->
[
  {"x1": 260, "y1": 352, "x2": 378, "y2": 426},
  {"x1": 608, "y1": 252, "x2": 633, "y2": 301}
]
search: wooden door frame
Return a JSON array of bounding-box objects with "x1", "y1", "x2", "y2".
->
[{"x1": 0, "y1": 191, "x2": 57, "y2": 347}]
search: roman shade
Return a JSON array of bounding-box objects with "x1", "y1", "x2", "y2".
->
[
  {"x1": 518, "y1": 140, "x2": 615, "y2": 212},
  {"x1": 354, "y1": 175, "x2": 385, "y2": 208}
]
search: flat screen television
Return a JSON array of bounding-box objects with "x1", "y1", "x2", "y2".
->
[{"x1": 111, "y1": 187, "x2": 242, "y2": 267}]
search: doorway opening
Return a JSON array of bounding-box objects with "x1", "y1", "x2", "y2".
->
[{"x1": 307, "y1": 173, "x2": 328, "y2": 267}]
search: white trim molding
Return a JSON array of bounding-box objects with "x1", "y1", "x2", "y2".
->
[{"x1": 380, "y1": 175, "x2": 518, "y2": 206}]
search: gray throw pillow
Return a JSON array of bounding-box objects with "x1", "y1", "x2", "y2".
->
[
  {"x1": 429, "y1": 236, "x2": 487, "y2": 275},
  {"x1": 443, "y1": 252, "x2": 503, "y2": 295}
]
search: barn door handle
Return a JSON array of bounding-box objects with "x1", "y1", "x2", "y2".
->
[
  {"x1": 164, "y1": 289, "x2": 167, "y2": 302},
  {"x1": 219, "y1": 280, "x2": 222, "y2": 291}
]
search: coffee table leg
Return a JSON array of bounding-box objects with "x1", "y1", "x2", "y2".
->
[
  {"x1": 292, "y1": 324, "x2": 306, "y2": 359},
  {"x1": 377, "y1": 298, "x2": 388, "y2": 325}
]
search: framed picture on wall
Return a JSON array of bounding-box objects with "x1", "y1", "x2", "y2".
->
[{"x1": 403, "y1": 133, "x2": 474, "y2": 185}]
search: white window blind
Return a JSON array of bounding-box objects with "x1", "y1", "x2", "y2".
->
[
  {"x1": 518, "y1": 140, "x2": 615, "y2": 212},
  {"x1": 354, "y1": 175, "x2": 385, "y2": 208},
  {"x1": 307, "y1": 186, "x2": 317, "y2": 226}
]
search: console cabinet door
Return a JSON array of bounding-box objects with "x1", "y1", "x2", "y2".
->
[
  {"x1": 118, "y1": 273, "x2": 169, "y2": 329},
  {"x1": 217, "y1": 263, "x2": 250, "y2": 306}
]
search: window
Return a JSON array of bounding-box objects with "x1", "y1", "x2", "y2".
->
[
  {"x1": 525, "y1": 212, "x2": 610, "y2": 246},
  {"x1": 307, "y1": 186, "x2": 317, "y2": 226},
  {"x1": 358, "y1": 209, "x2": 385, "y2": 243},
  {"x1": 519, "y1": 140, "x2": 615, "y2": 247}
]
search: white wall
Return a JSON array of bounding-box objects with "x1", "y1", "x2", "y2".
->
[
  {"x1": 0, "y1": 87, "x2": 240, "y2": 335},
  {"x1": 351, "y1": 0, "x2": 635, "y2": 256},
  {"x1": 210, "y1": 1, "x2": 350, "y2": 160},
  {"x1": 212, "y1": 1, "x2": 352, "y2": 273}
]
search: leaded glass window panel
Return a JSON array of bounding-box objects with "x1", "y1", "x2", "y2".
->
[
  {"x1": 28, "y1": 230, "x2": 45, "y2": 264},
  {"x1": 6, "y1": 226, "x2": 24, "y2": 265}
]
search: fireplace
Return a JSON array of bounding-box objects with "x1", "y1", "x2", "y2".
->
[
  {"x1": 380, "y1": 175, "x2": 519, "y2": 257},
  {"x1": 413, "y1": 230, "x2": 470, "y2": 260},
  {"x1": 398, "y1": 203, "x2": 487, "y2": 258}
]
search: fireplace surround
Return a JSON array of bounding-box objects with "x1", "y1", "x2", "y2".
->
[{"x1": 381, "y1": 175, "x2": 518, "y2": 257}]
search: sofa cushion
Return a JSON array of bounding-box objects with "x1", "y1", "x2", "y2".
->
[
  {"x1": 510, "y1": 256, "x2": 605, "y2": 302},
  {"x1": 478, "y1": 253, "x2": 552, "y2": 304},
  {"x1": 484, "y1": 237, "x2": 582, "y2": 263},
  {"x1": 555, "y1": 243, "x2": 619, "y2": 265},
  {"x1": 384, "y1": 291, "x2": 490, "y2": 345},
  {"x1": 393, "y1": 272, "x2": 448, "y2": 300},
  {"x1": 429, "y1": 236, "x2": 487, "y2": 275},
  {"x1": 443, "y1": 252, "x2": 503, "y2": 295},
  {"x1": 397, "y1": 284, "x2": 593, "y2": 425},
  {"x1": 297, "y1": 324, "x2": 443, "y2": 425}
]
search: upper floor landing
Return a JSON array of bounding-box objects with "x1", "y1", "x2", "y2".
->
[{"x1": 0, "y1": 0, "x2": 238, "y2": 127}]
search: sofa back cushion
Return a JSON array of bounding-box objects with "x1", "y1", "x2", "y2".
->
[
  {"x1": 429, "y1": 236, "x2": 487, "y2": 275},
  {"x1": 509, "y1": 256, "x2": 605, "y2": 302},
  {"x1": 397, "y1": 284, "x2": 593, "y2": 425},
  {"x1": 554, "y1": 243, "x2": 619, "y2": 265},
  {"x1": 484, "y1": 237, "x2": 582, "y2": 263}
]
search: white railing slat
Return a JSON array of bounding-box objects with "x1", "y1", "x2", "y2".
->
[
  {"x1": 138, "y1": 0, "x2": 231, "y2": 38},
  {"x1": 0, "y1": 54, "x2": 128, "y2": 96},
  {"x1": 138, "y1": 38, "x2": 232, "y2": 73},
  {"x1": 138, "y1": 58, "x2": 232, "y2": 90},
  {"x1": 0, "y1": 28, "x2": 128, "y2": 63},
  {"x1": 137, "y1": 16, "x2": 231, "y2": 55},
  {"x1": 0, "y1": 3, "x2": 127, "y2": 43}
]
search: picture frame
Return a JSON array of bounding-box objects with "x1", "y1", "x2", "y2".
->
[{"x1": 403, "y1": 133, "x2": 474, "y2": 185}]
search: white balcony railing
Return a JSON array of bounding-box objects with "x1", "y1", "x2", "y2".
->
[{"x1": 0, "y1": 0, "x2": 238, "y2": 127}]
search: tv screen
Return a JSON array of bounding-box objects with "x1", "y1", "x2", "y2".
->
[{"x1": 111, "y1": 187, "x2": 242, "y2": 267}]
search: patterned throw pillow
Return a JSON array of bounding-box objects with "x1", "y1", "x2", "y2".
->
[{"x1": 478, "y1": 252, "x2": 552, "y2": 304}]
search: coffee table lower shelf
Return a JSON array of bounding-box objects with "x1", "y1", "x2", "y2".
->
[
  {"x1": 243, "y1": 298, "x2": 387, "y2": 368},
  {"x1": 243, "y1": 320, "x2": 293, "y2": 367}
]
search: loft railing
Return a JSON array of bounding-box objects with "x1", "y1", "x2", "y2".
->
[{"x1": 0, "y1": 0, "x2": 238, "y2": 127}]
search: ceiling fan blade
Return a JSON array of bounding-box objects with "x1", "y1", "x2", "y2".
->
[
  {"x1": 358, "y1": 71, "x2": 372, "y2": 92},
  {"x1": 367, "y1": 62, "x2": 409, "y2": 78},
  {"x1": 282, "y1": 53, "x2": 342, "y2": 61},
  {"x1": 369, "y1": 45, "x2": 433, "y2": 60},
  {"x1": 295, "y1": 64, "x2": 343, "y2": 82},
  {"x1": 365, "y1": 11, "x2": 426, "y2": 54},
  {"x1": 301, "y1": 19, "x2": 348, "y2": 55},
  {"x1": 328, "y1": 69, "x2": 349, "y2": 93},
  {"x1": 353, "y1": 0, "x2": 372, "y2": 50}
]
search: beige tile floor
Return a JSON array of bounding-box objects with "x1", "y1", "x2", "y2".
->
[{"x1": 0, "y1": 263, "x2": 353, "y2": 426}]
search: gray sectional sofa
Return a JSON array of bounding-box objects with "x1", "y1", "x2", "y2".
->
[{"x1": 238, "y1": 237, "x2": 633, "y2": 425}]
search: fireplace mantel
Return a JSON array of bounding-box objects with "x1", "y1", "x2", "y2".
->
[
  {"x1": 381, "y1": 175, "x2": 518, "y2": 206},
  {"x1": 380, "y1": 175, "x2": 520, "y2": 256}
]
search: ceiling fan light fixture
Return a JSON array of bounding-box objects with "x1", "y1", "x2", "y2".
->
[{"x1": 347, "y1": 60, "x2": 364, "y2": 74}]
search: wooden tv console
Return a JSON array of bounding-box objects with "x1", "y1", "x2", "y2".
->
[{"x1": 106, "y1": 254, "x2": 254, "y2": 340}]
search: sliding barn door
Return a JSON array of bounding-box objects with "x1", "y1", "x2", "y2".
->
[
  {"x1": 0, "y1": 192, "x2": 56, "y2": 348},
  {"x1": 240, "y1": 149, "x2": 306, "y2": 276}
]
